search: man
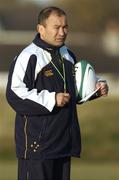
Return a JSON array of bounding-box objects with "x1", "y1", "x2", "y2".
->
[{"x1": 6, "y1": 6, "x2": 108, "y2": 180}]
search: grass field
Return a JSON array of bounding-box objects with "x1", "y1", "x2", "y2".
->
[
  {"x1": 77, "y1": 96, "x2": 119, "y2": 161},
  {"x1": 0, "y1": 91, "x2": 119, "y2": 179}
]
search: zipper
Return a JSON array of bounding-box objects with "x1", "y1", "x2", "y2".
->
[
  {"x1": 27, "y1": 171, "x2": 29, "y2": 180},
  {"x1": 24, "y1": 115, "x2": 28, "y2": 159},
  {"x1": 45, "y1": 51, "x2": 67, "y2": 92}
]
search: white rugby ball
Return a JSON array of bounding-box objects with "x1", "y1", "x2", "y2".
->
[{"x1": 75, "y1": 60, "x2": 97, "y2": 103}]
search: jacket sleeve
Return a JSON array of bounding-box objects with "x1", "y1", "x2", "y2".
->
[{"x1": 6, "y1": 53, "x2": 56, "y2": 116}]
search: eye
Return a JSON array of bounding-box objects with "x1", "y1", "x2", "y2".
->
[
  {"x1": 54, "y1": 27, "x2": 59, "y2": 30},
  {"x1": 54, "y1": 26, "x2": 59, "y2": 30},
  {"x1": 64, "y1": 25, "x2": 68, "y2": 30}
]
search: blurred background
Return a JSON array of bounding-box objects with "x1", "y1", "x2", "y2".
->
[{"x1": 0, "y1": 0, "x2": 119, "y2": 179}]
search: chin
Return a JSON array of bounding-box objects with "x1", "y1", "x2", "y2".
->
[{"x1": 55, "y1": 42, "x2": 64, "y2": 47}]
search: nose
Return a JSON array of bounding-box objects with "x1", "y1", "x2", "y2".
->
[{"x1": 59, "y1": 27, "x2": 65, "y2": 36}]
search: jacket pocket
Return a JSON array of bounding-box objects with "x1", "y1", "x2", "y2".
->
[
  {"x1": 24, "y1": 115, "x2": 28, "y2": 159},
  {"x1": 25, "y1": 115, "x2": 48, "y2": 143},
  {"x1": 38, "y1": 117, "x2": 48, "y2": 142}
]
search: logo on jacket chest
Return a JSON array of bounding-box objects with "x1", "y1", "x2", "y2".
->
[{"x1": 44, "y1": 69, "x2": 54, "y2": 77}]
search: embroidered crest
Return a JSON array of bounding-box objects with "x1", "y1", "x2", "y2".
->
[{"x1": 44, "y1": 69, "x2": 54, "y2": 77}]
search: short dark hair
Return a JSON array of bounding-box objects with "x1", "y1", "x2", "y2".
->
[{"x1": 38, "y1": 6, "x2": 66, "y2": 25}]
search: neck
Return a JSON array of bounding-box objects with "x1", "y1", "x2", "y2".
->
[{"x1": 33, "y1": 33, "x2": 64, "y2": 52}]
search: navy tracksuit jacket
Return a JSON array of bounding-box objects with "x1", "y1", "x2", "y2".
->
[{"x1": 6, "y1": 33, "x2": 81, "y2": 160}]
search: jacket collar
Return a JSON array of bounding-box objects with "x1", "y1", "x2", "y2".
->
[{"x1": 33, "y1": 33, "x2": 64, "y2": 53}]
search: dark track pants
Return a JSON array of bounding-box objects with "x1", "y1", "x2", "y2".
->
[{"x1": 18, "y1": 157, "x2": 71, "y2": 180}]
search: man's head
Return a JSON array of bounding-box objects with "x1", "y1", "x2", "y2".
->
[{"x1": 37, "y1": 7, "x2": 68, "y2": 47}]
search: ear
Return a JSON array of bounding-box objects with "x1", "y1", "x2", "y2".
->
[{"x1": 37, "y1": 24, "x2": 44, "y2": 34}]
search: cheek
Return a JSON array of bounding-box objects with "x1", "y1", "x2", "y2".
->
[
  {"x1": 49, "y1": 29, "x2": 57, "y2": 35},
  {"x1": 49, "y1": 31, "x2": 58, "y2": 40},
  {"x1": 41, "y1": 28, "x2": 57, "y2": 42},
  {"x1": 41, "y1": 30, "x2": 51, "y2": 40}
]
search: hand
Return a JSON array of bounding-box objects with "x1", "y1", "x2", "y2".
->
[
  {"x1": 96, "y1": 81, "x2": 109, "y2": 97},
  {"x1": 55, "y1": 93, "x2": 71, "y2": 107}
]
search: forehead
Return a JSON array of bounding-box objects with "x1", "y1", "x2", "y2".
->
[{"x1": 45, "y1": 13, "x2": 67, "y2": 26}]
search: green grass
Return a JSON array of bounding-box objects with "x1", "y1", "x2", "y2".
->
[
  {"x1": 71, "y1": 160, "x2": 119, "y2": 180},
  {"x1": 0, "y1": 160, "x2": 17, "y2": 180},
  {"x1": 77, "y1": 96, "x2": 119, "y2": 161}
]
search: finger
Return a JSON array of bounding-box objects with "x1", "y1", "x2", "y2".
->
[
  {"x1": 56, "y1": 93, "x2": 64, "y2": 107},
  {"x1": 56, "y1": 93, "x2": 71, "y2": 107},
  {"x1": 64, "y1": 97, "x2": 70, "y2": 103},
  {"x1": 100, "y1": 84, "x2": 108, "y2": 92},
  {"x1": 59, "y1": 96, "x2": 70, "y2": 106},
  {"x1": 64, "y1": 93, "x2": 70, "y2": 101},
  {"x1": 100, "y1": 87, "x2": 108, "y2": 96},
  {"x1": 95, "y1": 82, "x2": 102, "y2": 90},
  {"x1": 64, "y1": 93, "x2": 70, "y2": 98},
  {"x1": 64, "y1": 96, "x2": 71, "y2": 104}
]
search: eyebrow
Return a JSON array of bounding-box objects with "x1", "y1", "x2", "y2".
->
[{"x1": 53, "y1": 24, "x2": 68, "y2": 27}]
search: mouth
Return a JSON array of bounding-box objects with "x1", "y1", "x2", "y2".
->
[{"x1": 56, "y1": 38, "x2": 65, "y2": 42}]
